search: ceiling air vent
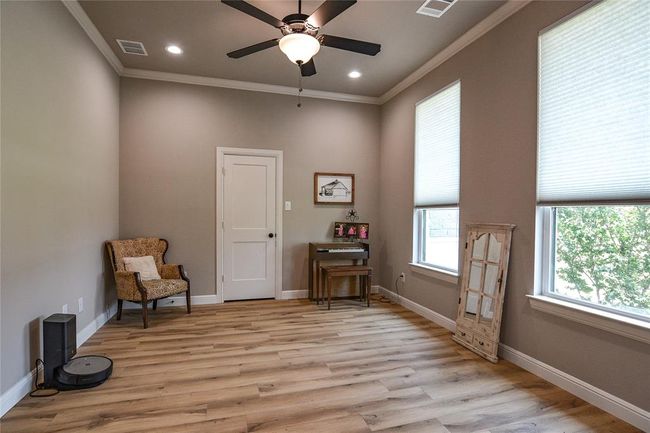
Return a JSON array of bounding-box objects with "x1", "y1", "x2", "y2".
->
[
  {"x1": 116, "y1": 39, "x2": 148, "y2": 56},
  {"x1": 416, "y1": 0, "x2": 457, "y2": 18}
]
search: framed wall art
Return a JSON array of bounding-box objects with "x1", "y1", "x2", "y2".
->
[{"x1": 314, "y1": 173, "x2": 355, "y2": 204}]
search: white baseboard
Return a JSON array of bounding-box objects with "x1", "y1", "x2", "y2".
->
[
  {"x1": 377, "y1": 286, "x2": 456, "y2": 332},
  {"x1": 0, "y1": 303, "x2": 117, "y2": 418},
  {"x1": 499, "y1": 344, "x2": 650, "y2": 432},
  {"x1": 77, "y1": 304, "x2": 117, "y2": 346},
  {"x1": 280, "y1": 290, "x2": 308, "y2": 300},
  {"x1": 0, "y1": 365, "x2": 39, "y2": 418},
  {"x1": 122, "y1": 294, "x2": 219, "y2": 309},
  {"x1": 376, "y1": 286, "x2": 649, "y2": 431},
  {"x1": 280, "y1": 286, "x2": 380, "y2": 301}
]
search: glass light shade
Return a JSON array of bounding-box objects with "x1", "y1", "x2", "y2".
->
[{"x1": 278, "y1": 33, "x2": 320, "y2": 64}]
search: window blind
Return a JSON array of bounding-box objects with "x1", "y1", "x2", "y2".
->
[
  {"x1": 414, "y1": 81, "x2": 460, "y2": 207},
  {"x1": 537, "y1": 0, "x2": 650, "y2": 205}
]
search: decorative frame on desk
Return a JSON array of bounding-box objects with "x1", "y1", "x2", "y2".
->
[
  {"x1": 334, "y1": 222, "x2": 369, "y2": 240},
  {"x1": 314, "y1": 172, "x2": 355, "y2": 205}
]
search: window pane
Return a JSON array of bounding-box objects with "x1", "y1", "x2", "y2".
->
[
  {"x1": 487, "y1": 234, "x2": 501, "y2": 262},
  {"x1": 553, "y1": 206, "x2": 650, "y2": 319},
  {"x1": 484, "y1": 264, "x2": 499, "y2": 296},
  {"x1": 480, "y1": 295, "x2": 494, "y2": 322},
  {"x1": 468, "y1": 262, "x2": 482, "y2": 290},
  {"x1": 421, "y1": 208, "x2": 459, "y2": 272},
  {"x1": 472, "y1": 234, "x2": 487, "y2": 259}
]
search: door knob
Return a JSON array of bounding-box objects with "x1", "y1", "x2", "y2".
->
[{"x1": 268, "y1": 233, "x2": 274, "y2": 238}]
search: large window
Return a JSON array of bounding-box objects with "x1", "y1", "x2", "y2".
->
[
  {"x1": 537, "y1": 0, "x2": 650, "y2": 321},
  {"x1": 414, "y1": 81, "x2": 460, "y2": 273}
]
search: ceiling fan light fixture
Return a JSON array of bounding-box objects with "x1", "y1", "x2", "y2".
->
[{"x1": 279, "y1": 33, "x2": 320, "y2": 64}]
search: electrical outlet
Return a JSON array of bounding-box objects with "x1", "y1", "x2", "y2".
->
[
  {"x1": 78, "y1": 297, "x2": 84, "y2": 313},
  {"x1": 62, "y1": 304, "x2": 68, "y2": 313},
  {"x1": 399, "y1": 272, "x2": 406, "y2": 283}
]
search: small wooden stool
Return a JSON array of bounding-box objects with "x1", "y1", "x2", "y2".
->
[{"x1": 320, "y1": 265, "x2": 372, "y2": 310}]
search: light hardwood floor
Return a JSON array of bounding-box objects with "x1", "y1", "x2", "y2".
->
[{"x1": 1, "y1": 297, "x2": 641, "y2": 433}]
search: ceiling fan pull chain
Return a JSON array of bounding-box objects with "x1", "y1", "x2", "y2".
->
[{"x1": 297, "y1": 66, "x2": 303, "y2": 108}]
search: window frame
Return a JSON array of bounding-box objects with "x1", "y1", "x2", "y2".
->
[
  {"x1": 533, "y1": 0, "x2": 650, "y2": 342},
  {"x1": 539, "y1": 205, "x2": 650, "y2": 324},
  {"x1": 412, "y1": 80, "x2": 461, "y2": 279},
  {"x1": 413, "y1": 206, "x2": 460, "y2": 275}
]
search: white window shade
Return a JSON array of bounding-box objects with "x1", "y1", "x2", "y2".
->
[
  {"x1": 537, "y1": 0, "x2": 650, "y2": 205},
  {"x1": 415, "y1": 81, "x2": 460, "y2": 207}
]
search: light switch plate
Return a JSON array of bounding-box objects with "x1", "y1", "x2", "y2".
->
[
  {"x1": 62, "y1": 304, "x2": 68, "y2": 313},
  {"x1": 78, "y1": 297, "x2": 84, "y2": 313},
  {"x1": 284, "y1": 201, "x2": 292, "y2": 211}
]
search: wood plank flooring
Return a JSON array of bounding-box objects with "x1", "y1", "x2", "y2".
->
[{"x1": 1, "y1": 297, "x2": 640, "y2": 433}]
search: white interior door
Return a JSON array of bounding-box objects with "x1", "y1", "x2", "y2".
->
[{"x1": 223, "y1": 154, "x2": 276, "y2": 301}]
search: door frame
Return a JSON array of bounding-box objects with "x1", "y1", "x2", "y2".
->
[{"x1": 216, "y1": 147, "x2": 283, "y2": 303}]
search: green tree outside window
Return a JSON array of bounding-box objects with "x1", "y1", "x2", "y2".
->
[{"x1": 554, "y1": 206, "x2": 650, "y2": 318}]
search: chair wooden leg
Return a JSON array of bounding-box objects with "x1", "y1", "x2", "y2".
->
[
  {"x1": 367, "y1": 272, "x2": 372, "y2": 308},
  {"x1": 186, "y1": 288, "x2": 192, "y2": 314},
  {"x1": 327, "y1": 275, "x2": 332, "y2": 310},
  {"x1": 152, "y1": 299, "x2": 157, "y2": 311},
  {"x1": 141, "y1": 297, "x2": 149, "y2": 329},
  {"x1": 116, "y1": 299, "x2": 123, "y2": 320}
]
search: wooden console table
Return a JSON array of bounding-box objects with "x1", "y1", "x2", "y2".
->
[{"x1": 308, "y1": 242, "x2": 369, "y2": 300}]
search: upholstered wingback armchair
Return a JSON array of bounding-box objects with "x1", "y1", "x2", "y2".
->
[{"x1": 106, "y1": 237, "x2": 190, "y2": 328}]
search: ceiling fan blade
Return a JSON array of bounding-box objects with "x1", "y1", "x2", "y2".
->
[
  {"x1": 227, "y1": 39, "x2": 279, "y2": 58},
  {"x1": 221, "y1": 0, "x2": 285, "y2": 28},
  {"x1": 300, "y1": 58, "x2": 316, "y2": 77},
  {"x1": 319, "y1": 34, "x2": 381, "y2": 56},
  {"x1": 306, "y1": 0, "x2": 356, "y2": 28}
]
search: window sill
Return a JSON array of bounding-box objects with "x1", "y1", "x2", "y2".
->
[
  {"x1": 527, "y1": 295, "x2": 650, "y2": 345},
  {"x1": 409, "y1": 263, "x2": 459, "y2": 284}
]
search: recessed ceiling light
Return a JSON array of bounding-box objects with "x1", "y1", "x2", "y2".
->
[
  {"x1": 166, "y1": 45, "x2": 183, "y2": 55},
  {"x1": 348, "y1": 70, "x2": 362, "y2": 79}
]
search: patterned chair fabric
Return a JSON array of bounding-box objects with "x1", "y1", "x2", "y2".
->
[
  {"x1": 109, "y1": 237, "x2": 168, "y2": 273},
  {"x1": 106, "y1": 237, "x2": 191, "y2": 328}
]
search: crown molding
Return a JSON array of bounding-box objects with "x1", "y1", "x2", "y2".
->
[
  {"x1": 61, "y1": 0, "x2": 123, "y2": 74},
  {"x1": 61, "y1": 0, "x2": 378, "y2": 105},
  {"x1": 121, "y1": 68, "x2": 381, "y2": 104},
  {"x1": 62, "y1": 0, "x2": 530, "y2": 106},
  {"x1": 378, "y1": 0, "x2": 531, "y2": 104}
]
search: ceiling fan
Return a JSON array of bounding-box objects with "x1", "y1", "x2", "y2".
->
[{"x1": 222, "y1": 0, "x2": 381, "y2": 77}]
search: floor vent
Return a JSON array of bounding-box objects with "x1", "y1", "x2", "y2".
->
[
  {"x1": 116, "y1": 39, "x2": 148, "y2": 56},
  {"x1": 416, "y1": 0, "x2": 457, "y2": 18}
]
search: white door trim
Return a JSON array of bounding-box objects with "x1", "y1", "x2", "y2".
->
[{"x1": 216, "y1": 147, "x2": 283, "y2": 303}]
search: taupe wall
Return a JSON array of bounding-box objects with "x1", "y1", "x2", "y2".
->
[
  {"x1": 119, "y1": 78, "x2": 380, "y2": 295},
  {"x1": 378, "y1": 0, "x2": 649, "y2": 410},
  {"x1": 1, "y1": 0, "x2": 646, "y2": 416},
  {"x1": 0, "y1": 1, "x2": 119, "y2": 394}
]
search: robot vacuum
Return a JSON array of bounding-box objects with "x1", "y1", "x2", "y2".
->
[
  {"x1": 42, "y1": 313, "x2": 113, "y2": 391},
  {"x1": 54, "y1": 355, "x2": 113, "y2": 390}
]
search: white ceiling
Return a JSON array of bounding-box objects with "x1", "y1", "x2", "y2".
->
[{"x1": 80, "y1": 0, "x2": 505, "y2": 97}]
